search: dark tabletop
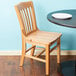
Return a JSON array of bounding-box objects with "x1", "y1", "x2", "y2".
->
[{"x1": 47, "y1": 9, "x2": 76, "y2": 28}]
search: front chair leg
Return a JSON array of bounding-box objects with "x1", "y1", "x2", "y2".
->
[
  {"x1": 45, "y1": 45, "x2": 50, "y2": 76},
  {"x1": 20, "y1": 37, "x2": 26, "y2": 67},
  {"x1": 57, "y1": 38, "x2": 61, "y2": 64}
]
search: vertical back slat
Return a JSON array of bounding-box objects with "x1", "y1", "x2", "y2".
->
[
  {"x1": 24, "y1": 9, "x2": 29, "y2": 34},
  {"x1": 20, "y1": 9, "x2": 27, "y2": 34},
  {"x1": 29, "y1": 7, "x2": 33, "y2": 31},
  {"x1": 26, "y1": 8, "x2": 31, "y2": 33},
  {"x1": 28, "y1": 7, "x2": 33, "y2": 31}
]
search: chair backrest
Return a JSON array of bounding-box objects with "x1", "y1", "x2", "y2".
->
[{"x1": 15, "y1": 1, "x2": 37, "y2": 36}]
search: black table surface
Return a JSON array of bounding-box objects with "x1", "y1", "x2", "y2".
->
[{"x1": 47, "y1": 9, "x2": 76, "y2": 28}]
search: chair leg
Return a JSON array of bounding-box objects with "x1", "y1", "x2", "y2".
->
[
  {"x1": 31, "y1": 45, "x2": 36, "y2": 56},
  {"x1": 57, "y1": 38, "x2": 61, "y2": 64},
  {"x1": 45, "y1": 45, "x2": 50, "y2": 75},
  {"x1": 20, "y1": 37, "x2": 26, "y2": 67}
]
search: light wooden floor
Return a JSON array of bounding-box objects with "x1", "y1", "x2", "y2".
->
[{"x1": 0, "y1": 56, "x2": 75, "y2": 76}]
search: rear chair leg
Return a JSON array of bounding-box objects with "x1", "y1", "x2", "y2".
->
[
  {"x1": 31, "y1": 45, "x2": 36, "y2": 56},
  {"x1": 57, "y1": 38, "x2": 61, "y2": 64},
  {"x1": 20, "y1": 36, "x2": 26, "y2": 67}
]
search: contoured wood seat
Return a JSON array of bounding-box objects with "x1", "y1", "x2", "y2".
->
[{"x1": 25, "y1": 30, "x2": 61, "y2": 46}]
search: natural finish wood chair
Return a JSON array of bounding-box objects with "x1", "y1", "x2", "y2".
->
[{"x1": 15, "y1": 1, "x2": 62, "y2": 75}]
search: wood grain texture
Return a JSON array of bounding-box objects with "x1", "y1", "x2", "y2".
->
[
  {"x1": 20, "y1": 33, "x2": 26, "y2": 66},
  {"x1": 45, "y1": 45, "x2": 50, "y2": 75},
  {"x1": 57, "y1": 38, "x2": 61, "y2": 63},
  {"x1": 0, "y1": 56, "x2": 75, "y2": 76}
]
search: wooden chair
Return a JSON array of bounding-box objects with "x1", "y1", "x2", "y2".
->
[{"x1": 15, "y1": 1, "x2": 62, "y2": 75}]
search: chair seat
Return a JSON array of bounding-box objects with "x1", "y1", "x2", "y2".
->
[{"x1": 26, "y1": 30, "x2": 62, "y2": 45}]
